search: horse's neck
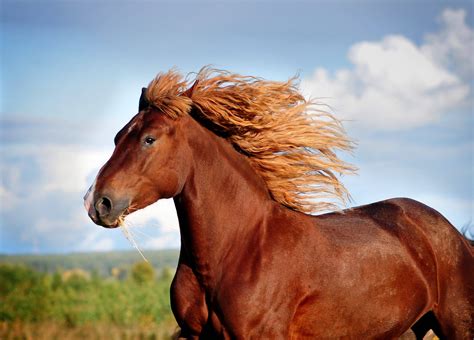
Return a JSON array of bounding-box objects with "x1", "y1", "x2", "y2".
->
[{"x1": 173, "y1": 118, "x2": 272, "y2": 284}]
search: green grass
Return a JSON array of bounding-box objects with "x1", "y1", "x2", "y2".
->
[{"x1": 0, "y1": 257, "x2": 179, "y2": 339}]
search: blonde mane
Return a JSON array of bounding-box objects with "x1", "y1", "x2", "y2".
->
[{"x1": 145, "y1": 67, "x2": 356, "y2": 213}]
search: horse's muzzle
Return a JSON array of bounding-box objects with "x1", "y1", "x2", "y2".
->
[{"x1": 84, "y1": 187, "x2": 129, "y2": 228}]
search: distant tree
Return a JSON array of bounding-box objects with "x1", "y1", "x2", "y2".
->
[
  {"x1": 0, "y1": 264, "x2": 53, "y2": 322},
  {"x1": 51, "y1": 272, "x2": 62, "y2": 290},
  {"x1": 130, "y1": 262, "x2": 155, "y2": 284},
  {"x1": 160, "y1": 267, "x2": 174, "y2": 281},
  {"x1": 62, "y1": 268, "x2": 90, "y2": 282},
  {"x1": 0, "y1": 264, "x2": 38, "y2": 295},
  {"x1": 111, "y1": 267, "x2": 128, "y2": 281}
]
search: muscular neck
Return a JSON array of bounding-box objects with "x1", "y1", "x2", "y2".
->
[{"x1": 173, "y1": 116, "x2": 272, "y2": 286}]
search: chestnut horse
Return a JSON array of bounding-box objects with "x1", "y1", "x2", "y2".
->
[{"x1": 84, "y1": 69, "x2": 473, "y2": 339}]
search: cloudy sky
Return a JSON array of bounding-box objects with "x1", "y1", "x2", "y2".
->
[{"x1": 1, "y1": 0, "x2": 473, "y2": 254}]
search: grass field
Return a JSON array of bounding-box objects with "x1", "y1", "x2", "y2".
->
[
  {"x1": 1, "y1": 319, "x2": 178, "y2": 340},
  {"x1": 0, "y1": 250, "x2": 180, "y2": 339}
]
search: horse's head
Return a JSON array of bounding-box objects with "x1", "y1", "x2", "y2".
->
[{"x1": 84, "y1": 87, "x2": 194, "y2": 228}]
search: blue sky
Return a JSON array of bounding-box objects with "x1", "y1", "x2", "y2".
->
[{"x1": 1, "y1": 0, "x2": 473, "y2": 254}]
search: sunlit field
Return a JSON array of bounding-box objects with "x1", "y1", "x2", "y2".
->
[{"x1": 0, "y1": 251, "x2": 179, "y2": 339}]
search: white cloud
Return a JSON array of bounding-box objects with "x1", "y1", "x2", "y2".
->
[
  {"x1": 77, "y1": 231, "x2": 116, "y2": 252},
  {"x1": 122, "y1": 199, "x2": 181, "y2": 250},
  {"x1": 0, "y1": 186, "x2": 19, "y2": 211},
  {"x1": 1, "y1": 144, "x2": 111, "y2": 197},
  {"x1": 422, "y1": 8, "x2": 474, "y2": 79},
  {"x1": 301, "y1": 8, "x2": 472, "y2": 130},
  {"x1": 36, "y1": 145, "x2": 111, "y2": 193},
  {"x1": 142, "y1": 234, "x2": 180, "y2": 250},
  {"x1": 125, "y1": 199, "x2": 179, "y2": 232},
  {"x1": 120, "y1": 199, "x2": 180, "y2": 250}
]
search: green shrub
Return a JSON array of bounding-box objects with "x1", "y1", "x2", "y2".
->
[
  {"x1": 130, "y1": 261, "x2": 155, "y2": 284},
  {"x1": 0, "y1": 262, "x2": 174, "y2": 328}
]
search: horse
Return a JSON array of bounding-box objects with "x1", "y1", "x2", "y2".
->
[{"x1": 84, "y1": 68, "x2": 473, "y2": 339}]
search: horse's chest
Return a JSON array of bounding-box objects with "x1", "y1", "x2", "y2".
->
[{"x1": 173, "y1": 268, "x2": 296, "y2": 337}]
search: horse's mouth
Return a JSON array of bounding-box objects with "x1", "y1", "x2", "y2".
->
[
  {"x1": 90, "y1": 207, "x2": 130, "y2": 229},
  {"x1": 101, "y1": 209, "x2": 130, "y2": 229},
  {"x1": 99, "y1": 219, "x2": 121, "y2": 229}
]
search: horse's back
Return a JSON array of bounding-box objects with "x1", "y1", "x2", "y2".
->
[{"x1": 321, "y1": 197, "x2": 473, "y2": 273}]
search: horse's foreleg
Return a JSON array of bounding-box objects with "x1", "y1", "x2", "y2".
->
[{"x1": 170, "y1": 263, "x2": 208, "y2": 337}]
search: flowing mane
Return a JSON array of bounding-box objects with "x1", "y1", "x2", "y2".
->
[{"x1": 145, "y1": 67, "x2": 356, "y2": 213}]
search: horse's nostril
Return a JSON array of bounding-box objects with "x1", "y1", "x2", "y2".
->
[{"x1": 95, "y1": 196, "x2": 113, "y2": 217}]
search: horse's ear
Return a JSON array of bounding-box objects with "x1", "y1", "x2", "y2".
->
[
  {"x1": 139, "y1": 87, "x2": 149, "y2": 111},
  {"x1": 181, "y1": 80, "x2": 199, "y2": 99}
]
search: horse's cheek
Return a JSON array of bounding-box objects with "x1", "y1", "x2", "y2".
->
[{"x1": 156, "y1": 170, "x2": 185, "y2": 198}]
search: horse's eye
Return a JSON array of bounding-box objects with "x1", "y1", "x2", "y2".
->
[{"x1": 144, "y1": 136, "x2": 156, "y2": 146}]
